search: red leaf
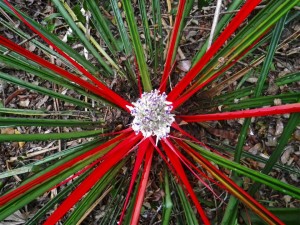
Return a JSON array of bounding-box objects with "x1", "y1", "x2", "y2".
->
[
  {"x1": 130, "y1": 140, "x2": 154, "y2": 225},
  {"x1": 160, "y1": 0, "x2": 186, "y2": 92},
  {"x1": 118, "y1": 138, "x2": 148, "y2": 225},
  {"x1": 167, "y1": 0, "x2": 262, "y2": 101},
  {"x1": 166, "y1": 138, "x2": 222, "y2": 196},
  {"x1": 178, "y1": 103, "x2": 300, "y2": 122},
  {"x1": 172, "y1": 31, "x2": 267, "y2": 109},
  {"x1": 44, "y1": 132, "x2": 142, "y2": 225},
  {"x1": 178, "y1": 140, "x2": 284, "y2": 225},
  {"x1": 0, "y1": 132, "x2": 130, "y2": 206},
  {"x1": 162, "y1": 138, "x2": 210, "y2": 224},
  {"x1": 4, "y1": 0, "x2": 131, "y2": 111}
]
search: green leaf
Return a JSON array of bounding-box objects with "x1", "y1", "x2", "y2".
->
[
  {"x1": 188, "y1": 142, "x2": 300, "y2": 199},
  {"x1": 52, "y1": 0, "x2": 113, "y2": 76},
  {"x1": 0, "y1": 117, "x2": 101, "y2": 127},
  {"x1": 0, "y1": 71, "x2": 93, "y2": 109},
  {"x1": 241, "y1": 208, "x2": 300, "y2": 225},
  {"x1": 162, "y1": 171, "x2": 173, "y2": 225},
  {"x1": 122, "y1": 0, "x2": 152, "y2": 92},
  {"x1": 0, "y1": 1, "x2": 98, "y2": 74},
  {"x1": 0, "y1": 129, "x2": 104, "y2": 142},
  {"x1": 0, "y1": 139, "x2": 101, "y2": 179},
  {"x1": 64, "y1": 162, "x2": 123, "y2": 225}
]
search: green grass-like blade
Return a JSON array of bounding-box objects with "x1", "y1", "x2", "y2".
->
[
  {"x1": 0, "y1": 1, "x2": 98, "y2": 74},
  {"x1": 152, "y1": 0, "x2": 163, "y2": 72},
  {"x1": 25, "y1": 170, "x2": 91, "y2": 225},
  {"x1": 0, "y1": 18, "x2": 74, "y2": 71},
  {"x1": 174, "y1": 179, "x2": 199, "y2": 225},
  {"x1": 248, "y1": 111, "x2": 300, "y2": 195},
  {"x1": 188, "y1": 142, "x2": 300, "y2": 199},
  {"x1": 0, "y1": 54, "x2": 106, "y2": 105},
  {"x1": 0, "y1": 139, "x2": 101, "y2": 179},
  {"x1": 64, "y1": 162, "x2": 123, "y2": 225},
  {"x1": 122, "y1": 0, "x2": 152, "y2": 92},
  {"x1": 162, "y1": 171, "x2": 173, "y2": 225},
  {"x1": 192, "y1": 0, "x2": 243, "y2": 65},
  {"x1": 0, "y1": 140, "x2": 115, "y2": 221},
  {"x1": 0, "y1": 117, "x2": 101, "y2": 127},
  {"x1": 138, "y1": 0, "x2": 153, "y2": 57},
  {"x1": 241, "y1": 208, "x2": 300, "y2": 225},
  {"x1": 51, "y1": 0, "x2": 113, "y2": 76},
  {"x1": 86, "y1": 0, "x2": 119, "y2": 54},
  {"x1": 0, "y1": 71, "x2": 93, "y2": 109},
  {"x1": 0, "y1": 129, "x2": 104, "y2": 142}
]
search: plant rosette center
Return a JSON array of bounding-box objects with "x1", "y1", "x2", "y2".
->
[{"x1": 127, "y1": 90, "x2": 175, "y2": 141}]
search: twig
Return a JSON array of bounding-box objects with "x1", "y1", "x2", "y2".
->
[
  {"x1": 4, "y1": 88, "x2": 26, "y2": 106},
  {"x1": 207, "y1": 0, "x2": 222, "y2": 50}
]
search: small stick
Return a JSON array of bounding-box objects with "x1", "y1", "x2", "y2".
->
[{"x1": 207, "y1": 0, "x2": 223, "y2": 50}]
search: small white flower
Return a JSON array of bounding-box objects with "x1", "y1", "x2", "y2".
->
[{"x1": 127, "y1": 90, "x2": 175, "y2": 142}]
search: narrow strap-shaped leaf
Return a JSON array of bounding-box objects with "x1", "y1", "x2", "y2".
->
[
  {"x1": 167, "y1": 0, "x2": 262, "y2": 101},
  {"x1": 0, "y1": 138, "x2": 115, "y2": 221},
  {"x1": 162, "y1": 171, "x2": 173, "y2": 225},
  {"x1": 0, "y1": 54, "x2": 106, "y2": 104},
  {"x1": 122, "y1": 0, "x2": 152, "y2": 92},
  {"x1": 0, "y1": 1, "x2": 97, "y2": 74},
  {"x1": 118, "y1": 139, "x2": 147, "y2": 225},
  {"x1": 0, "y1": 71, "x2": 92, "y2": 109},
  {"x1": 3, "y1": 0, "x2": 130, "y2": 111},
  {"x1": 0, "y1": 35, "x2": 130, "y2": 110},
  {"x1": 138, "y1": 0, "x2": 153, "y2": 57},
  {"x1": 192, "y1": 0, "x2": 243, "y2": 65},
  {"x1": 110, "y1": 0, "x2": 132, "y2": 55},
  {"x1": 25, "y1": 169, "x2": 91, "y2": 225},
  {"x1": 162, "y1": 139, "x2": 210, "y2": 224},
  {"x1": 0, "y1": 117, "x2": 100, "y2": 127},
  {"x1": 248, "y1": 111, "x2": 300, "y2": 195},
  {"x1": 160, "y1": 0, "x2": 186, "y2": 92},
  {"x1": 178, "y1": 103, "x2": 300, "y2": 122},
  {"x1": 64, "y1": 163, "x2": 123, "y2": 225},
  {"x1": 43, "y1": 132, "x2": 141, "y2": 224},
  {"x1": 0, "y1": 18, "x2": 74, "y2": 71},
  {"x1": 223, "y1": 93, "x2": 299, "y2": 111},
  {"x1": 167, "y1": 137, "x2": 222, "y2": 193},
  {"x1": 0, "y1": 129, "x2": 104, "y2": 142},
  {"x1": 86, "y1": 0, "x2": 118, "y2": 54},
  {"x1": 52, "y1": 0, "x2": 113, "y2": 75},
  {"x1": 0, "y1": 132, "x2": 129, "y2": 206},
  {"x1": 0, "y1": 139, "x2": 101, "y2": 179},
  {"x1": 152, "y1": 0, "x2": 163, "y2": 72},
  {"x1": 172, "y1": 35, "x2": 262, "y2": 109},
  {"x1": 180, "y1": 141, "x2": 284, "y2": 225},
  {"x1": 185, "y1": 141, "x2": 300, "y2": 199},
  {"x1": 61, "y1": 1, "x2": 124, "y2": 76},
  {"x1": 110, "y1": 0, "x2": 137, "y2": 84},
  {"x1": 130, "y1": 139, "x2": 154, "y2": 225}
]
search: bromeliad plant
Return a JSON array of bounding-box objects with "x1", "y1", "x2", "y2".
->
[{"x1": 0, "y1": 0, "x2": 300, "y2": 224}]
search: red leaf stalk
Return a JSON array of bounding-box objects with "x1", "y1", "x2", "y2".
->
[
  {"x1": 0, "y1": 132, "x2": 130, "y2": 206},
  {"x1": 118, "y1": 139, "x2": 148, "y2": 225},
  {"x1": 160, "y1": 0, "x2": 186, "y2": 92},
  {"x1": 178, "y1": 103, "x2": 300, "y2": 122},
  {"x1": 4, "y1": 0, "x2": 131, "y2": 111},
  {"x1": 178, "y1": 140, "x2": 284, "y2": 225},
  {"x1": 162, "y1": 139, "x2": 210, "y2": 224},
  {"x1": 167, "y1": 0, "x2": 262, "y2": 101},
  {"x1": 44, "y1": 132, "x2": 142, "y2": 225},
  {"x1": 172, "y1": 32, "x2": 266, "y2": 109},
  {"x1": 130, "y1": 140, "x2": 154, "y2": 225}
]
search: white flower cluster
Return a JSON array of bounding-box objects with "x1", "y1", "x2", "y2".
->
[{"x1": 127, "y1": 90, "x2": 175, "y2": 142}]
